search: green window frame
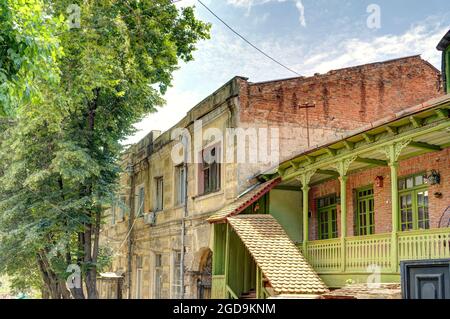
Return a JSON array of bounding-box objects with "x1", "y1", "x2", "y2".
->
[
  {"x1": 317, "y1": 194, "x2": 338, "y2": 240},
  {"x1": 398, "y1": 173, "x2": 429, "y2": 231},
  {"x1": 356, "y1": 186, "x2": 375, "y2": 236}
]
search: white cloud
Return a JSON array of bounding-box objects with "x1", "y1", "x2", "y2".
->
[
  {"x1": 299, "y1": 23, "x2": 446, "y2": 75},
  {"x1": 227, "y1": 0, "x2": 306, "y2": 27},
  {"x1": 295, "y1": 0, "x2": 306, "y2": 27},
  {"x1": 124, "y1": 19, "x2": 447, "y2": 145}
]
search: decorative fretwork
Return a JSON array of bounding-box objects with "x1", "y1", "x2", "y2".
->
[
  {"x1": 383, "y1": 139, "x2": 412, "y2": 165},
  {"x1": 298, "y1": 169, "x2": 317, "y2": 188},
  {"x1": 334, "y1": 156, "x2": 357, "y2": 177}
]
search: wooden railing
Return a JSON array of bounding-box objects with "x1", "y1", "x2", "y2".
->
[
  {"x1": 304, "y1": 228, "x2": 450, "y2": 274},
  {"x1": 211, "y1": 275, "x2": 226, "y2": 299},
  {"x1": 398, "y1": 228, "x2": 450, "y2": 261},
  {"x1": 304, "y1": 239, "x2": 341, "y2": 273},
  {"x1": 346, "y1": 234, "x2": 391, "y2": 272},
  {"x1": 226, "y1": 285, "x2": 239, "y2": 299}
]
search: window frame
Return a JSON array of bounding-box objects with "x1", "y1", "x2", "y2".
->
[
  {"x1": 317, "y1": 194, "x2": 338, "y2": 240},
  {"x1": 175, "y1": 165, "x2": 186, "y2": 206},
  {"x1": 356, "y1": 186, "x2": 375, "y2": 236},
  {"x1": 171, "y1": 251, "x2": 182, "y2": 299},
  {"x1": 199, "y1": 145, "x2": 221, "y2": 196},
  {"x1": 154, "y1": 253, "x2": 163, "y2": 299},
  {"x1": 135, "y1": 256, "x2": 143, "y2": 299},
  {"x1": 155, "y1": 177, "x2": 164, "y2": 212},
  {"x1": 398, "y1": 173, "x2": 429, "y2": 231},
  {"x1": 135, "y1": 185, "x2": 145, "y2": 217},
  {"x1": 111, "y1": 204, "x2": 116, "y2": 225}
]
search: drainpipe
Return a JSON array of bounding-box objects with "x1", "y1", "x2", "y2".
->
[
  {"x1": 126, "y1": 162, "x2": 135, "y2": 299},
  {"x1": 180, "y1": 135, "x2": 189, "y2": 299}
]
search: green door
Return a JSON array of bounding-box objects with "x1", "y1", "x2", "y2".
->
[
  {"x1": 356, "y1": 187, "x2": 374, "y2": 236},
  {"x1": 317, "y1": 195, "x2": 338, "y2": 240}
]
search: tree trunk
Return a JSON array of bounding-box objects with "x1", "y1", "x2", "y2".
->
[
  {"x1": 36, "y1": 253, "x2": 70, "y2": 299},
  {"x1": 83, "y1": 88, "x2": 100, "y2": 299}
]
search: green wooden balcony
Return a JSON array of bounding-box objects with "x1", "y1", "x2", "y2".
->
[{"x1": 302, "y1": 227, "x2": 450, "y2": 276}]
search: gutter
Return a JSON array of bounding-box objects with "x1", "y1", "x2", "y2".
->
[
  {"x1": 180, "y1": 135, "x2": 189, "y2": 299},
  {"x1": 127, "y1": 164, "x2": 135, "y2": 299}
]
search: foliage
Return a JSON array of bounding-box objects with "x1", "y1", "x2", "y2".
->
[
  {"x1": 0, "y1": 0, "x2": 210, "y2": 298},
  {"x1": 0, "y1": 0, "x2": 62, "y2": 116}
]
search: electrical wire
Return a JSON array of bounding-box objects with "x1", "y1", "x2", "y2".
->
[{"x1": 196, "y1": 0, "x2": 301, "y2": 76}]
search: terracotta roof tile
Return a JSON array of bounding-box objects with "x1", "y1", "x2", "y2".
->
[{"x1": 227, "y1": 214, "x2": 329, "y2": 295}]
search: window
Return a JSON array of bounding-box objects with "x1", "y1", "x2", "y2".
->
[
  {"x1": 135, "y1": 256, "x2": 143, "y2": 299},
  {"x1": 111, "y1": 205, "x2": 116, "y2": 225},
  {"x1": 172, "y1": 251, "x2": 182, "y2": 299},
  {"x1": 317, "y1": 194, "x2": 338, "y2": 240},
  {"x1": 118, "y1": 196, "x2": 127, "y2": 220},
  {"x1": 399, "y1": 173, "x2": 429, "y2": 231},
  {"x1": 175, "y1": 165, "x2": 186, "y2": 205},
  {"x1": 356, "y1": 187, "x2": 375, "y2": 236},
  {"x1": 154, "y1": 254, "x2": 163, "y2": 299},
  {"x1": 199, "y1": 146, "x2": 221, "y2": 195},
  {"x1": 135, "y1": 185, "x2": 145, "y2": 217},
  {"x1": 155, "y1": 177, "x2": 164, "y2": 211}
]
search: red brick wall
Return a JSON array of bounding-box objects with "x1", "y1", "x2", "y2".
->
[
  {"x1": 308, "y1": 148, "x2": 449, "y2": 240},
  {"x1": 235, "y1": 56, "x2": 442, "y2": 189},
  {"x1": 239, "y1": 56, "x2": 441, "y2": 129}
]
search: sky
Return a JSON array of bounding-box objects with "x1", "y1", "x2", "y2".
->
[{"x1": 124, "y1": 0, "x2": 450, "y2": 145}]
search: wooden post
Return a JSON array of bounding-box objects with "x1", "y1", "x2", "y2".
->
[
  {"x1": 302, "y1": 184, "x2": 310, "y2": 254},
  {"x1": 384, "y1": 141, "x2": 410, "y2": 273},
  {"x1": 335, "y1": 158, "x2": 355, "y2": 272},
  {"x1": 339, "y1": 175, "x2": 348, "y2": 272},
  {"x1": 389, "y1": 161, "x2": 399, "y2": 273},
  {"x1": 300, "y1": 170, "x2": 316, "y2": 255},
  {"x1": 224, "y1": 223, "x2": 230, "y2": 298},
  {"x1": 256, "y1": 266, "x2": 261, "y2": 299}
]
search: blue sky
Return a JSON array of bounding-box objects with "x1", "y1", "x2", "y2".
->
[{"x1": 125, "y1": 0, "x2": 450, "y2": 144}]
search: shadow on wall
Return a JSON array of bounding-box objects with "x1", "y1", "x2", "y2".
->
[{"x1": 439, "y1": 206, "x2": 450, "y2": 228}]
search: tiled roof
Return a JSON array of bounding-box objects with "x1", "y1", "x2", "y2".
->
[
  {"x1": 227, "y1": 214, "x2": 329, "y2": 295},
  {"x1": 207, "y1": 178, "x2": 281, "y2": 223}
]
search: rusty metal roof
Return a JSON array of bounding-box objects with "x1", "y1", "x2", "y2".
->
[
  {"x1": 227, "y1": 214, "x2": 329, "y2": 295},
  {"x1": 207, "y1": 178, "x2": 281, "y2": 223}
]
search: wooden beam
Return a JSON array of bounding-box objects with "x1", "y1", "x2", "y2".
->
[
  {"x1": 362, "y1": 133, "x2": 375, "y2": 143},
  {"x1": 317, "y1": 169, "x2": 339, "y2": 177},
  {"x1": 289, "y1": 160, "x2": 300, "y2": 170},
  {"x1": 274, "y1": 185, "x2": 301, "y2": 191},
  {"x1": 409, "y1": 141, "x2": 441, "y2": 151},
  {"x1": 355, "y1": 156, "x2": 388, "y2": 166},
  {"x1": 343, "y1": 140, "x2": 355, "y2": 150},
  {"x1": 278, "y1": 167, "x2": 287, "y2": 176},
  {"x1": 325, "y1": 148, "x2": 337, "y2": 156},
  {"x1": 386, "y1": 126, "x2": 398, "y2": 135},
  {"x1": 435, "y1": 108, "x2": 449, "y2": 120},
  {"x1": 305, "y1": 155, "x2": 316, "y2": 164},
  {"x1": 409, "y1": 116, "x2": 423, "y2": 128}
]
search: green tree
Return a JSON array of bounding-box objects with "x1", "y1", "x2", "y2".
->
[
  {"x1": 0, "y1": 0, "x2": 62, "y2": 116},
  {"x1": 0, "y1": 0, "x2": 210, "y2": 299}
]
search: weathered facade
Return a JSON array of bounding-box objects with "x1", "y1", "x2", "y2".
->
[{"x1": 98, "y1": 55, "x2": 443, "y2": 299}]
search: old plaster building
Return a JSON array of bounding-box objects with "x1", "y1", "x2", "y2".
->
[{"x1": 98, "y1": 54, "x2": 443, "y2": 299}]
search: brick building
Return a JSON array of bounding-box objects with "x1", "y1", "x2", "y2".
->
[
  {"x1": 208, "y1": 30, "x2": 450, "y2": 298},
  {"x1": 98, "y1": 55, "x2": 443, "y2": 299}
]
